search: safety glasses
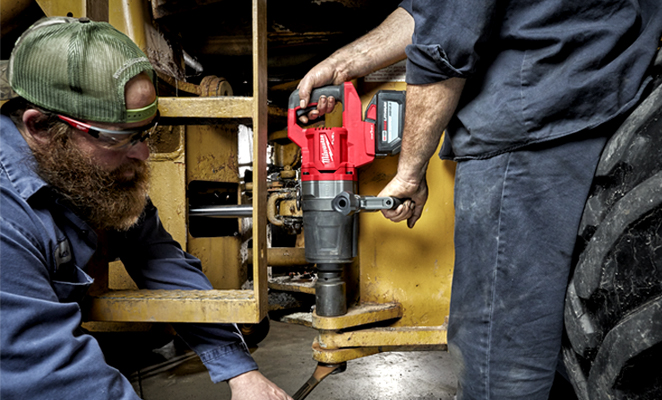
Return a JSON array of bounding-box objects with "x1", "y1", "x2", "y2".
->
[{"x1": 57, "y1": 112, "x2": 159, "y2": 150}]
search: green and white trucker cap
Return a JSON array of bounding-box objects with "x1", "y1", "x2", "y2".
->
[{"x1": 8, "y1": 16, "x2": 157, "y2": 124}]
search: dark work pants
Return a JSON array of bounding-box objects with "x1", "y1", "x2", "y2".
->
[{"x1": 448, "y1": 133, "x2": 608, "y2": 400}]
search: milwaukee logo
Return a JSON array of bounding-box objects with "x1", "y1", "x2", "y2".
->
[{"x1": 320, "y1": 134, "x2": 334, "y2": 165}]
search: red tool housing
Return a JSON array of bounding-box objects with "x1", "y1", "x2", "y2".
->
[{"x1": 287, "y1": 82, "x2": 376, "y2": 181}]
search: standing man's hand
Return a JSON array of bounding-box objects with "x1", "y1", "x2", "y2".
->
[
  {"x1": 229, "y1": 370, "x2": 293, "y2": 400},
  {"x1": 377, "y1": 78, "x2": 466, "y2": 229},
  {"x1": 379, "y1": 173, "x2": 428, "y2": 229},
  {"x1": 296, "y1": 7, "x2": 413, "y2": 124},
  {"x1": 296, "y1": 60, "x2": 341, "y2": 124}
]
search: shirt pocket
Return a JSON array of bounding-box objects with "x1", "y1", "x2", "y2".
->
[{"x1": 52, "y1": 263, "x2": 94, "y2": 303}]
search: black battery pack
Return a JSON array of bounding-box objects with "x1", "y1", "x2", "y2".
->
[{"x1": 364, "y1": 90, "x2": 406, "y2": 157}]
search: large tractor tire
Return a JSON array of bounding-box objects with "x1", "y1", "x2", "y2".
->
[{"x1": 563, "y1": 50, "x2": 662, "y2": 400}]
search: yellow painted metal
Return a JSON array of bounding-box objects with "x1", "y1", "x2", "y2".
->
[
  {"x1": 149, "y1": 151, "x2": 188, "y2": 247},
  {"x1": 108, "y1": 261, "x2": 138, "y2": 290},
  {"x1": 36, "y1": 0, "x2": 109, "y2": 22},
  {"x1": 35, "y1": 0, "x2": 84, "y2": 18},
  {"x1": 278, "y1": 198, "x2": 301, "y2": 218},
  {"x1": 82, "y1": 321, "x2": 153, "y2": 332},
  {"x1": 158, "y1": 97, "x2": 253, "y2": 119},
  {"x1": 148, "y1": 159, "x2": 187, "y2": 244},
  {"x1": 313, "y1": 344, "x2": 446, "y2": 364},
  {"x1": 148, "y1": 125, "x2": 188, "y2": 248},
  {"x1": 268, "y1": 247, "x2": 307, "y2": 265},
  {"x1": 183, "y1": 91, "x2": 243, "y2": 290},
  {"x1": 189, "y1": 238, "x2": 244, "y2": 290},
  {"x1": 356, "y1": 80, "x2": 455, "y2": 329},
  {"x1": 311, "y1": 339, "x2": 381, "y2": 364},
  {"x1": 247, "y1": 247, "x2": 307, "y2": 266},
  {"x1": 269, "y1": 280, "x2": 315, "y2": 295},
  {"x1": 251, "y1": 0, "x2": 269, "y2": 322},
  {"x1": 267, "y1": 192, "x2": 298, "y2": 226},
  {"x1": 268, "y1": 128, "x2": 290, "y2": 142},
  {"x1": 35, "y1": 0, "x2": 152, "y2": 58},
  {"x1": 150, "y1": 125, "x2": 186, "y2": 161},
  {"x1": 312, "y1": 303, "x2": 402, "y2": 331},
  {"x1": 85, "y1": 290, "x2": 258, "y2": 323},
  {"x1": 108, "y1": 0, "x2": 147, "y2": 49},
  {"x1": 312, "y1": 334, "x2": 447, "y2": 364},
  {"x1": 318, "y1": 326, "x2": 447, "y2": 349},
  {"x1": 273, "y1": 141, "x2": 300, "y2": 169},
  {"x1": 186, "y1": 124, "x2": 240, "y2": 183}
]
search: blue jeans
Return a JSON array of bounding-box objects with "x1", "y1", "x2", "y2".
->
[{"x1": 448, "y1": 133, "x2": 608, "y2": 399}]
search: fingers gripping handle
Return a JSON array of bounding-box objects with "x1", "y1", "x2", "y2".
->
[
  {"x1": 361, "y1": 196, "x2": 403, "y2": 211},
  {"x1": 289, "y1": 85, "x2": 344, "y2": 119}
]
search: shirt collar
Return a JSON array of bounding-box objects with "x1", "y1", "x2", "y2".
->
[
  {"x1": 0, "y1": 114, "x2": 49, "y2": 201},
  {"x1": 1, "y1": 114, "x2": 98, "y2": 248}
]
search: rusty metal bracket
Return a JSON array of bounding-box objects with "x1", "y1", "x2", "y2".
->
[{"x1": 267, "y1": 192, "x2": 293, "y2": 226}]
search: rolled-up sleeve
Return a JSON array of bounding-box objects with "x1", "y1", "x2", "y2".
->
[
  {"x1": 405, "y1": 0, "x2": 499, "y2": 84},
  {"x1": 114, "y1": 201, "x2": 258, "y2": 382}
]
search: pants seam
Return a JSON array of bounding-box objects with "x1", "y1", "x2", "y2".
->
[{"x1": 486, "y1": 152, "x2": 512, "y2": 400}]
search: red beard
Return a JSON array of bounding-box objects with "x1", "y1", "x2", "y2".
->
[{"x1": 31, "y1": 128, "x2": 150, "y2": 231}]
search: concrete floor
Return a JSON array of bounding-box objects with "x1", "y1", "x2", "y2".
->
[{"x1": 121, "y1": 320, "x2": 459, "y2": 400}]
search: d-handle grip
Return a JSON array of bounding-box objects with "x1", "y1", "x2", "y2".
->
[{"x1": 289, "y1": 85, "x2": 344, "y2": 119}]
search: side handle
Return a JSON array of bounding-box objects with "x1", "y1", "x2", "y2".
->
[{"x1": 331, "y1": 192, "x2": 405, "y2": 216}]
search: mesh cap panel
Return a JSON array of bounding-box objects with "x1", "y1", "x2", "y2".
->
[{"x1": 8, "y1": 16, "x2": 157, "y2": 123}]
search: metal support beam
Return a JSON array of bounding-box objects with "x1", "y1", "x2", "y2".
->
[
  {"x1": 312, "y1": 329, "x2": 448, "y2": 364},
  {"x1": 251, "y1": 0, "x2": 269, "y2": 322},
  {"x1": 158, "y1": 97, "x2": 253, "y2": 119},
  {"x1": 318, "y1": 326, "x2": 448, "y2": 349},
  {"x1": 312, "y1": 303, "x2": 403, "y2": 331},
  {"x1": 86, "y1": 290, "x2": 258, "y2": 323}
]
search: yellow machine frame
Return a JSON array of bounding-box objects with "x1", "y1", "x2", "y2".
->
[
  {"x1": 8, "y1": 0, "x2": 456, "y2": 366},
  {"x1": 27, "y1": 0, "x2": 270, "y2": 325},
  {"x1": 307, "y1": 78, "x2": 456, "y2": 363}
]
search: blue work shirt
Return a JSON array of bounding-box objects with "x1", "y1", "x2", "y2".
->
[
  {"x1": 400, "y1": 0, "x2": 662, "y2": 160},
  {"x1": 0, "y1": 115, "x2": 257, "y2": 400}
]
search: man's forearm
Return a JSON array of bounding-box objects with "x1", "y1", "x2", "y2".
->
[
  {"x1": 396, "y1": 78, "x2": 466, "y2": 183},
  {"x1": 297, "y1": 7, "x2": 413, "y2": 116},
  {"x1": 325, "y1": 7, "x2": 413, "y2": 83}
]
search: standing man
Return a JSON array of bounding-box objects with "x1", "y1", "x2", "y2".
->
[
  {"x1": 0, "y1": 17, "x2": 292, "y2": 400},
  {"x1": 297, "y1": 1, "x2": 662, "y2": 398}
]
